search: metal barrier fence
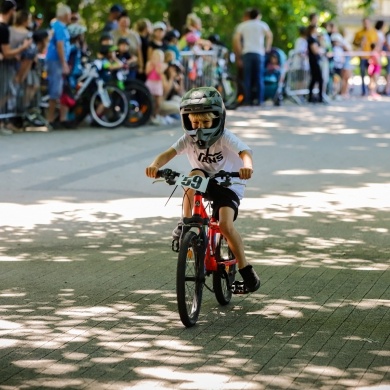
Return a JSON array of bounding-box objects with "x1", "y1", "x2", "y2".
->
[
  {"x1": 0, "y1": 57, "x2": 46, "y2": 128},
  {"x1": 284, "y1": 50, "x2": 330, "y2": 104},
  {"x1": 179, "y1": 50, "x2": 218, "y2": 91}
]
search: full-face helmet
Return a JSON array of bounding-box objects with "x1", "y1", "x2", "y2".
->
[{"x1": 180, "y1": 86, "x2": 226, "y2": 149}]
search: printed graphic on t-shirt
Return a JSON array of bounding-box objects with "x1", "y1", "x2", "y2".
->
[{"x1": 197, "y1": 149, "x2": 223, "y2": 164}]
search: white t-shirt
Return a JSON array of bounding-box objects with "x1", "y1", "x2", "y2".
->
[
  {"x1": 235, "y1": 19, "x2": 270, "y2": 55},
  {"x1": 171, "y1": 129, "x2": 252, "y2": 199}
]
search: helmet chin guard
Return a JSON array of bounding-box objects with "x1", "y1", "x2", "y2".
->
[{"x1": 180, "y1": 87, "x2": 226, "y2": 149}]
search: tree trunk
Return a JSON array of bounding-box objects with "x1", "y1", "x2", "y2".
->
[{"x1": 169, "y1": 0, "x2": 193, "y2": 33}]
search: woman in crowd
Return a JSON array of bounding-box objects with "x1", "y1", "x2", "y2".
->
[{"x1": 111, "y1": 11, "x2": 143, "y2": 78}]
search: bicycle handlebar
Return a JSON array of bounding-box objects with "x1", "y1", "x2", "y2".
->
[{"x1": 156, "y1": 169, "x2": 241, "y2": 187}]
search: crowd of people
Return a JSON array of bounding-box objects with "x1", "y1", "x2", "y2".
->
[
  {"x1": 1, "y1": 1, "x2": 390, "y2": 134},
  {"x1": 294, "y1": 13, "x2": 390, "y2": 102}
]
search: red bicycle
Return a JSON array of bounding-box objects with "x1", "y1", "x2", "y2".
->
[{"x1": 156, "y1": 168, "x2": 249, "y2": 327}]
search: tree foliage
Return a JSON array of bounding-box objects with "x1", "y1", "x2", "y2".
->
[{"x1": 28, "y1": 0, "x2": 343, "y2": 53}]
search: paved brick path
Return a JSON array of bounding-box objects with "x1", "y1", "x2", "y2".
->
[{"x1": 0, "y1": 99, "x2": 389, "y2": 389}]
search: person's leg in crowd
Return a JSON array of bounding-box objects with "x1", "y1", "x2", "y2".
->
[
  {"x1": 360, "y1": 58, "x2": 369, "y2": 96},
  {"x1": 258, "y1": 54, "x2": 265, "y2": 105},
  {"x1": 242, "y1": 53, "x2": 254, "y2": 105}
]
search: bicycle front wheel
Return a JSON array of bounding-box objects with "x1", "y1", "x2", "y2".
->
[
  {"x1": 213, "y1": 233, "x2": 236, "y2": 305},
  {"x1": 176, "y1": 231, "x2": 205, "y2": 327},
  {"x1": 90, "y1": 86, "x2": 129, "y2": 128}
]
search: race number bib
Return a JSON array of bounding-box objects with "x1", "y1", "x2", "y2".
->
[{"x1": 177, "y1": 174, "x2": 209, "y2": 193}]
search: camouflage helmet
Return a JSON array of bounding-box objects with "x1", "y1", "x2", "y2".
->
[{"x1": 180, "y1": 86, "x2": 226, "y2": 149}]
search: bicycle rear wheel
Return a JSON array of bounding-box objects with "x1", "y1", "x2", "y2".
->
[
  {"x1": 123, "y1": 80, "x2": 153, "y2": 127},
  {"x1": 176, "y1": 231, "x2": 205, "y2": 327},
  {"x1": 213, "y1": 233, "x2": 236, "y2": 305},
  {"x1": 90, "y1": 85, "x2": 129, "y2": 128}
]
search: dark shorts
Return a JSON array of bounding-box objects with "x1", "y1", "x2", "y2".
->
[{"x1": 191, "y1": 169, "x2": 240, "y2": 221}]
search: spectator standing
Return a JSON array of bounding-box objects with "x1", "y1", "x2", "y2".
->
[
  {"x1": 368, "y1": 42, "x2": 381, "y2": 97},
  {"x1": 116, "y1": 37, "x2": 138, "y2": 80},
  {"x1": 111, "y1": 12, "x2": 143, "y2": 78},
  {"x1": 147, "y1": 21, "x2": 168, "y2": 60},
  {"x1": 164, "y1": 29, "x2": 181, "y2": 60},
  {"x1": 32, "y1": 12, "x2": 43, "y2": 31},
  {"x1": 102, "y1": 4, "x2": 123, "y2": 33},
  {"x1": 233, "y1": 7, "x2": 273, "y2": 106},
  {"x1": 0, "y1": 0, "x2": 32, "y2": 134},
  {"x1": 10, "y1": 10, "x2": 36, "y2": 84},
  {"x1": 45, "y1": 4, "x2": 72, "y2": 128},
  {"x1": 353, "y1": 17, "x2": 378, "y2": 96},
  {"x1": 307, "y1": 25, "x2": 325, "y2": 103},
  {"x1": 67, "y1": 23, "x2": 87, "y2": 90},
  {"x1": 145, "y1": 48, "x2": 167, "y2": 125},
  {"x1": 134, "y1": 18, "x2": 152, "y2": 81}
]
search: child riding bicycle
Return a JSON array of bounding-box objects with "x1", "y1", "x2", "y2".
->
[{"x1": 145, "y1": 86, "x2": 260, "y2": 292}]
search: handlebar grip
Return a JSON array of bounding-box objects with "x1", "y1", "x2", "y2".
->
[{"x1": 230, "y1": 172, "x2": 241, "y2": 178}]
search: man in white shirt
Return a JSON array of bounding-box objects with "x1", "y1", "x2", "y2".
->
[{"x1": 233, "y1": 7, "x2": 273, "y2": 106}]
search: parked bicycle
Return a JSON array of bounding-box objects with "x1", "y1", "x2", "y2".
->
[{"x1": 155, "y1": 168, "x2": 250, "y2": 328}]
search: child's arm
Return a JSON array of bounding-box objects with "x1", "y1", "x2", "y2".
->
[
  {"x1": 145, "y1": 147, "x2": 177, "y2": 178},
  {"x1": 145, "y1": 60, "x2": 152, "y2": 74},
  {"x1": 239, "y1": 150, "x2": 253, "y2": 179}
]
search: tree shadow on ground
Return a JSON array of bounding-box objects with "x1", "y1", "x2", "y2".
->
[{"x1": 0, "y1": 204, "x2": 389, "y2": 389}]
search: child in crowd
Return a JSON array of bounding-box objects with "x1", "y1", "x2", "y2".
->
[
  {"x1": 116, "y1": 37, "x2": 138, "y2": 80},
  {"x1": 67, "y1": 23, "x2": 87, "y2": 90},
  {"x1": 164, "y1": 29, "x2": 181, "y2": 60},
  {"x1": 368, "y1": 42, "x2": 381, "y2": 97},
  {"x1": 147, "y1": 21, "x2": 167, "y2": 60},
  {"x1": 145, "y1": 86, "x2": 260, "y2": 293},
  {"x1": 145, "y1": 48, "x2": 167, "y2": 125}
]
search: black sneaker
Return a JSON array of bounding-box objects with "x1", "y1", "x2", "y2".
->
[
  {"x1": 239, "y1": 265, "x2": 260, "y2": 292},
  {"x1": 172, "y1": 219, "x2": 184, "y2": 241}
]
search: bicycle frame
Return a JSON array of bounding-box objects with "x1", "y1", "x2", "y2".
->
[{"x1": 191, "y1": 191, "x2": 237, "y2": 273}]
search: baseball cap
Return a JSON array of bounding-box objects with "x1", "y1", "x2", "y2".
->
[
  {"x1": 153, "y1": 21, "x2": 166, "y2": 31},
  {"x1": 185, "y1": 32, "x2": 198, "y2": 44},
  {"x1": 110, "y1": 4, "x2": 123, "y2": 13}
]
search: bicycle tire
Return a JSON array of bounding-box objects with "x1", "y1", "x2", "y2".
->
[
  {"x1": 176, "y1": 231, "x2": 205, "y2": 327},
  {"x1": 217, "y1": 75, "x2": 243, "y2": 110},
  {"x1": 213, "y1": 233, "x2": 236, "y2": 305},
  {"x1": 123, "y1": 80, "x2": 153, "y2": 128},
  {"x1": 90, "y1": 85, "x2": 129, "y2": 128}
]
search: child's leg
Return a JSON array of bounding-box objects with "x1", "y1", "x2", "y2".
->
[
  {"x1": 218, "y1": 206, "x2": 248, "y2": 270},
  {"x1": 154, "y1": 95, "x2": 162, "y2": 116},
  {"x1": 182, "y1": 170, "x2": 205, "y2": 217}
]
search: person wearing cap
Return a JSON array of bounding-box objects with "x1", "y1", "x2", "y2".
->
[
  {"x1": 45, "y1": 4, "x2": 72, "y2": 128},
  {"x1": 102, "y1": 4, "x2": 123, "y2": 33},
  {"x1": 67, "y1": 23, "x2": 87, "y2": 90},
  {"x1": 163, "y1": 29, "x2": 180, "y2": 60},
  {"x1": 111, "y1": 11, "x2": 143, "y2": 77},
  {"x1": 147, "y1": 21, "x2": 168, "y2": 60},
  {"x1": 32, "y1": 12, "x2": 44, "y2": 31}
]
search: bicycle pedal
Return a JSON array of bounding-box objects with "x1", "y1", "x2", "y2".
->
[
  {"x1": 171, "y1": 239, "x2": 180, "y2": 253},
  {"x1": 231, "y1": 280, "x2": 249, "y2": 295}
]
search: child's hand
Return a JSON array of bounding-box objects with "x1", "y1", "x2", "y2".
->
[
  {"x1": 146, "y1": 165, "x2": 159, "y2": 178},
  {"x1": 239, "y1": 167, "x2": 253, "y2": 180}
]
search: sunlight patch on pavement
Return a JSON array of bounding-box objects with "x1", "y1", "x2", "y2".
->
[{"x1": 0, "y1": 182, "x2": 389, "y2": 230}]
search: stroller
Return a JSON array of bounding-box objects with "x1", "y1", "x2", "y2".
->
[{"x1": 264, "y1": 47, "x2": 287, "y2": 105}]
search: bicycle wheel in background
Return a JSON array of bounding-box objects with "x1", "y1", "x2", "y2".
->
[
  {"x1": 213, "y1": 233, "x2": 236, "y2": 305},
  {"x1": 176, "y1": 231, "x2": 205, "y2": 327},
  {"x1": 123, "y1": 80, "x2": 153, "y2": 128},
  {"x1": 90, "y1": 85, "x2": 129, "y2": 128}
]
